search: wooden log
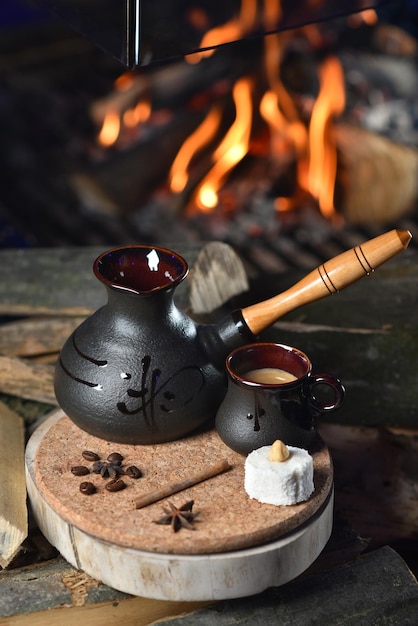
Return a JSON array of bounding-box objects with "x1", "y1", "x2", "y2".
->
[
  {"x1": 89, "y1": 49, "x2": 243, "y2": 126},
  {"x1": 0, "y1": 243, "x2": 248, "y2": 318},
  {"x1": 0, "y1": 357, "x2": 56, "y2": 406},
  {"x1": 0, "y1": 401, "x2": 27, "y2": 568},
  {"x1": 1, "y1": 547, "x2": 417, "y2": 624},
  {"x1": 188, "y1": 241, "x2": 249, "y2": 314},
  {"x1": 335, "y1": 123, "x2": 418, "y2": 224},
  {"x1": 154, "y1": 547, "x2": 418, "y2": 626},
  {"x1": 0, "y1": 247, "x2": 106, "y2": 317},
  {"x1": 0, "y1": 557, "x2": 210, "y2": 625},
  {"x1": 0, "y1": 317, "x2": 86, "y2": 358},
  {"x1": 70, "y1": 109, "x2": 205, "y2": 214}
]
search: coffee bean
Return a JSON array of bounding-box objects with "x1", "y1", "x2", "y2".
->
[
  {"x1": 107, "y1": 452, "x2": 123, "y2": 465},
  {"x1": 105, "y1": 478, "x2": 126, "y2": 492},
  {"x1": 125, "y1": 465, "x2": 142, "y2": 479},
  {"x1": 71, "y1": 465, "x2": 90, "y2": 476},
  {"x1": 79, "y1": 481, "x2": 96, "y2": 495},
  {"x1": 82, "y1": 450, "x2": 100, "y2": 462}
]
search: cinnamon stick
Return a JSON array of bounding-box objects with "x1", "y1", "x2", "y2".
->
[{"x1": 135, "y1": 459, "x2": 232, "y2": 509}]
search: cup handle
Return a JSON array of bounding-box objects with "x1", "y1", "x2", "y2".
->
[{"x1": 308, "y1": 374, "x2": 345, "y2": 414}]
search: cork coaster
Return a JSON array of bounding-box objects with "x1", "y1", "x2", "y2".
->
[{"x1": 30, "y1": 412, "x2": 333, "y2": 555}]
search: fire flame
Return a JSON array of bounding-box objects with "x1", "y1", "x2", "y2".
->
[
  {"x1": 97, "y1": 71, "x2": 151, "y2": 147},
  {"x1": 96, "y1": 3, "x2": 352, "y2": 221},
  {"x1": 170, "y1": 43, "x2": 346, "y2": 216},
  {"x1": 98, "y1": 110, "x2": 120, "y2": 147},
  {"x1": 169, "y1": 106, "x2": 223, "y2": 193},
  {"x1": 193, "y1": 78, "x2": 253, "y2": 211},
  {"x1": 187, "y1": 0, "x2": 258, "y2": 63},
  {"x1": 307, "y1": 56, "x2": 345, "y2": 218},
  {"x1": 123, "y1": 100, "x2": 152, "y2": 128}
]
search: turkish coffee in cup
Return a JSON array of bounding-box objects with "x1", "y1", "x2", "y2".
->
[{"x1": 215, "y1": 342, "x2": 345, "y2": 455}]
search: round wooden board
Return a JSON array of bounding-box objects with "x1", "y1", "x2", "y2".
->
[{"x1": 26, "y1": 411, "x2": 334, "y2": 600}]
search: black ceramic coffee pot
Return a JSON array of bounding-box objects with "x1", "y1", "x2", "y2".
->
[{"x1": 54, "y1": 229, "x2": 411, "y2": 444}]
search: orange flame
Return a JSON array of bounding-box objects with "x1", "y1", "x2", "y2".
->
[
  {"x1": 348, "y1": 8, "x2": 377, "y2": 27},
  {"x1": 307, "y1": 56, "x2": 345, "y2": 218},
  {"x1": 260, "y1": 27, "x2": 346, "y2": 218},
  {"x1": 194, "y1": 78, "x2": 253, "y2": 211},
  {"x1": 123, "y1": 100, "x2": 151, "y2": 128},
  {"x1": 261, "y1": 90, "x2": 307, "y2": 157},
  {"x1": 97, "y1": 70, "x2": 151, "y2": 147},
  {"x1": 262, "y1": 0, "x2": 282, "y2": 31},
  {"x1": 96, "y1": 7, "x2": 353, "y2": 221},
  {"x1": 187, "y1": 0, "x2": 257, "y2": 63},
  {"x1": 114, "y1": 72, "x2": 137, "y2": 91},
  {"x1": 169, "y1": 106, "x2": 222, "y2": 193},
  {"x1": 98, "y1": 110, "x2": 121, "y2": 147}
]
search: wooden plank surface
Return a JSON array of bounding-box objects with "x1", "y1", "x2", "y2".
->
[
  {"x1": 152, "y1": 546, "x2": 418, "y2": 626},
  {"x1": 251, "y1": 255, "x2": 418, "y2": 428},
  {"x1": 0, "y1": 557, "x2": 210, "y2": 625},
  {"x1": 0, "y1": 246, "x2": 417, "y2": 621},
  {"x1": 1, "y1": 547, "x2": 417, "y2": 625}
]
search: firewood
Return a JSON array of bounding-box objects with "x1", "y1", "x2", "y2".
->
[
  {"x1": 188, "y1": 241, "x2": 249, "y2": 313},
  {"x1": 89, "y1": 45, "x2": 257, "y2": 128},
  {"x1": 0, "y1": 401, "x2": 27, "y2": 568},
  {"x1": 373, "y1": 24, "x2": 418, "y2": 56},
  {"x1": 0, "y1": 317, "x2": 86, "y2": 358},
  {"x1": 0, "y1": 357, "x2": 56, "y2": 406},
  {"x1": 0, "y1": 555, "x2": 210, "y2": 623},
  {"x1": 70, "y1": 109, "x2": 208, "y2": 215},
  {"x1": 0, "y1": 246, "x2": 105, "y2": 318},
  {"x1": 1, "y1": 548, "x2": 417, "y2": 623},
  {"x1": 335, "y1": 123, "x2": 418, "y2": 224},
  {"x1": 90, "y1": 58, "x2": 220, "y2": 126},
  {"x1": 0, "y1": 244, "x2": 248, "y2": 318}
]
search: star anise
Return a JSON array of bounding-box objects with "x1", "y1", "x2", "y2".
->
[
  {"x1": 153, "y1": 500, "x2": 197, "y2": 533},
  {"x1": 91, "y1": 459, "x2": 125, "y2": 479}
]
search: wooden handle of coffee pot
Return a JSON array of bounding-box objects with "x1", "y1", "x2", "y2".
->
[{"x1": 242, "y1": 229, "x2": 412, "y2": 336}]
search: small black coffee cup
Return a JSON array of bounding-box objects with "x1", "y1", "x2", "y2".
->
[{"x1": 215, "y1": 342, "x2": 345, "y2": 455}]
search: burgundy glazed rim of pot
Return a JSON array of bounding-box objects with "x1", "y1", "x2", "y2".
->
[
  {"x1": 93, "y1": 245, "x2": 189, "y2": 295},
  {"x1": 226, "y1": 342, "x2": 312, "y2": 387}
]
